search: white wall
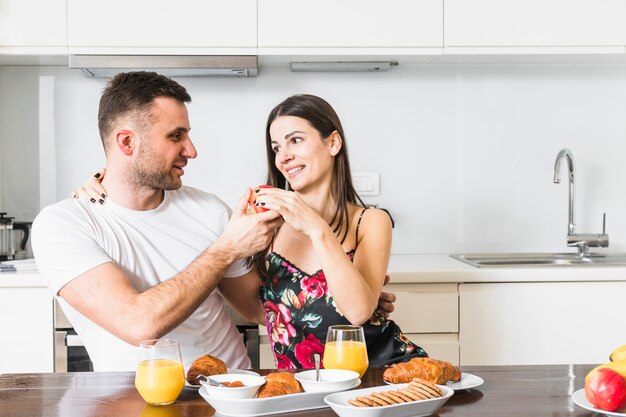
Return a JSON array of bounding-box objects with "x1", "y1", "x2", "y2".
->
[{"x1": 1, "y1": 64, "x2": 625, "y2": 254}]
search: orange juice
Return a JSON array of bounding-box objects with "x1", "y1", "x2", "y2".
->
[
  {"x1": 323, "y1": 340, "x2": 369, "y2": 377},
  {"x1": 135, "y1": 359, "x2": 185, "y2": 405}
]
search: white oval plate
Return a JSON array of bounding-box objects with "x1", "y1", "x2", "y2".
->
[
  {"x1": 447, "y1": 373, "x2": 484, "y2": 390},
  {"x1": 384, "y1": 372, "x2": 483, "y2": 391},
  {"x1": 199, "y1": 378, "x2": 361, "y2": 416},
  {"x1": 324, "y1": 383, "x2": 454, "y2": 417},
  {"x1": 572, "y1": 388, "x2": 626, "y2": 416},
  {"x1": 184, "y1": 368, "x2": 261, "y2": 390}
]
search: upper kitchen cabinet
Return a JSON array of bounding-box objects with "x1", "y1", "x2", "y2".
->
[
  {"x1": 258, "y1": 0, "x2": 443, "y2": 64},
  {"x1": 67, "y1": 0, "x2": 257, "y2": 55},
  {"x1": 445, "y1": 0, "x2": 626, "y2": 49},
  {"x1": 0, "y1": 0, "x2": 67, "y2": 63}
]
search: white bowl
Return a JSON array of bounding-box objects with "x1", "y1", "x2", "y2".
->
[
  {"x1": 200, "y1": 373, "x2": 266, "y2": 399},
  {"x1": 295, "y1": 369, "x2": 360, "y2": 393}
]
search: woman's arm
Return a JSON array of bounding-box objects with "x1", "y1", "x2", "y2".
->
[
  {"x1": 309, "y1": 209, "x2": 392, "y2": 325},
  {"x1": 218, "y1": 270, "x2": 265, "y2": 325},
  {"x1": 256, "y1": 188, "x2": 391, "y2": 325}
]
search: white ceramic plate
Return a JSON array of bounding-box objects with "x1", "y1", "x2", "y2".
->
[
  {"x1": 447, "y1": 373, "x2": 484, "y2": 390},
  {"x1": 324, "y1": 383, "x2": 454, "y2": 417},
  {"x1": 184, "y1": 368, "x2": 261, "y2": 390},
  {"x1": 384, "y1": 372, "x2": 483, "y2": 391},
  {"x1": 572, "y1": 388, "x2": 626, "y2": 416},
  {"x1": 198, "y1": 378, "x2": 361, "y2": 416}
]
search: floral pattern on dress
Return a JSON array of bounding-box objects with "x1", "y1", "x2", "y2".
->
[{"x1": 260, "y1": 251, "x2": 425, "y2": 369}]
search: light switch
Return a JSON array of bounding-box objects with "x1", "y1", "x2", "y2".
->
[{"x1": 353, "y1": 173, "x2": 380, "y2": 196}]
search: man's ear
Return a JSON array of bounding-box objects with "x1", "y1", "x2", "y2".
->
[
  {"x1": 329, "y1": 130, "x2": 343, "y2": 156},
  {"x1": 114, "y1": 129, "x2": 135, "y2": 156}
]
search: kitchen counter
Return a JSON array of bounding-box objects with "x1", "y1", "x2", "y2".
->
[
  {"x1": 0, "y1": 259, "x2": 44, "y2": 287},
  {"x1": 0, "y1": 365, "x2": 600, "y2": 416},
  {"x1": 3, "y1": 254, "x2": 626, "y2": 288},
  {"x1": 388, "y1": 254, "x2": 626, "y2": 283}
]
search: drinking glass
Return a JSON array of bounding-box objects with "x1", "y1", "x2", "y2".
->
[
  {"x1": 323, "y1": 325, "x2": 369, "y2": 377},
  {"x1": 135, "y1": 339, "x2": 185, "y2": 405}
]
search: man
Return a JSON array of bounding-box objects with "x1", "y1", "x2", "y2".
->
[{"x1": 32, "y1": 71, "x2": 283, "y2": 371}]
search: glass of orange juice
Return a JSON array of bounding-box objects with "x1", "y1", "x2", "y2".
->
[
  {"x1": 135, "y1": 339, "x2": 185, "y2": 406},
  {"x1": 323, "y1": 325, "x2": 369, "y2": 378}
]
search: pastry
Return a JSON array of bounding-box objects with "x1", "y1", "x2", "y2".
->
[
  {"x1": 382, "y1": 357, "x2": 461, "y2": 385},
  {"x1": 257, "y1": 372, "x2": 303, "y2": 398},
  {"x1": 186, "y1": 354, "x2": 227, "y2": 385}
]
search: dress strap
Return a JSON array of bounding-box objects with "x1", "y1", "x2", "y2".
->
[{"x1": 354, "y1": 208, "x2": 368, "y2": 249}]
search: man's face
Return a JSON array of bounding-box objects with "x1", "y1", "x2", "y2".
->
[{"x1": 131, "y1": 97, "x2": 197, "y2": 191}]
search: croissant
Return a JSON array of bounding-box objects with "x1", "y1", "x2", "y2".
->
[
  {"x1": 383, "y1": 357, "x2": 461, "y2": 385},
  {"x1": 186, "y1": 354, "x2": 227, "y2": 385},
  {"x1": 257, "y1": 372, "x2": 303, "y2": 398}
]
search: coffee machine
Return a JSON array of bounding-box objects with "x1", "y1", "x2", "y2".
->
[{"x1": 0, "y1": 212, "x2": 31, "y2": 261}]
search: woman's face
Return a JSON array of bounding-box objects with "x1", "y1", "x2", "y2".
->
[{"x1": 269, "y1": 115, "x2": 340, "y2": 192}]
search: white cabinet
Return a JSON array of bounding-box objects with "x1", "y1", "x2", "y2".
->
[
  {"x1": 0, "y1": 0, "x2": 67, "y2": 54},
  {"x1": 445, "y1": 0, "x2": 626, "y2": 47},
  {"x1": 0, "y1": 286, "x2": 53, "y2": 373},
  {"x1": 258, "y1": 0, "x2": 442, "y2": 49},
  {"x1": 67, "y1": 0, "x2": 257, "y2": 54},
  {"x1": 459, "y1": 282, "x2": 626, "y2": 366},
  {"x1": 386, "y1": 283, "x2": 459, "y2": 365}
]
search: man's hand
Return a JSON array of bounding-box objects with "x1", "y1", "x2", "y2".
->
[
  {"x1": 217, "y1": 189, "x2": 283, "y2": 259},
  {"x1": 377, "y1": 274, "x2": 396, "y2": 318}
]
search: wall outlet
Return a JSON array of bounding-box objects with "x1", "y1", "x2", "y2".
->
[{"x1": 353, "y1": 172, "x2": 380, "y2": 196}]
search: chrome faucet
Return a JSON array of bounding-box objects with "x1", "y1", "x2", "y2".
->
[{"x1": 553, "y1": 148, "x2": 608, "y2": 257}]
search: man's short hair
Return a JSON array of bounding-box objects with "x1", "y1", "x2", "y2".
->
[{"x1": 98, "y1": 71, "x2": 192, "y2": 151}]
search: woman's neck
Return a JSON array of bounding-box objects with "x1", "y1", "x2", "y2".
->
[{"x1": 298, "y1": 184, "x2": 338, "y2": 225}]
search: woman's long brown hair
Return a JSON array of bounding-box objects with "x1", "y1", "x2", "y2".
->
[{"x1": 252, "y1": 94, "x2": 366, "y2": 279}]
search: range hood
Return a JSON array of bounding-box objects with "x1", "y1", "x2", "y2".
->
[{"x1": 70, "y1": 55, "x2": 258, "y2": 78}]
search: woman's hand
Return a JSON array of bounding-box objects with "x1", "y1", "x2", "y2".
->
[
  {"x1": 253, "y1": 187, "x2": 326, "y2": 236},
  {"x1": 72, "y1": 168, "x2": 107, "y2": 204}
]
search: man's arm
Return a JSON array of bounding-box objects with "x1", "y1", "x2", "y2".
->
[
  {"x1": 57, "y1": 190, "x2": 282, "y2": 346},
  {"x1": 377, "y1": 274, "x2": 396, "y2": 319}
]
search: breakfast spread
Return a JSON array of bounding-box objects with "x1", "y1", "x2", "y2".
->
[
  {"x1": 348, "y1": 377, "x2": 443, "y2": 407},
  {"x1": 383, "y1": 357, "x2": 461, "y2": 385},
  {"x1": 257, "y1": 372, "x2": 304, "y2": 398},
  {"x1": 186, "y1": 354, "x2": 227, "y2": 385}
]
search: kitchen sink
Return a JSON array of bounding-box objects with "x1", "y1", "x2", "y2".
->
[{"x1": 450, "y1": 252, "x2": 626, "y2": 268}]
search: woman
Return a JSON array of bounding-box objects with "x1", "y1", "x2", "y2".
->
[
  {"x1": 250, "y1": 94, "x2": 426, "y2": 368},
  {"x1": 75, "y1": 94, "x2": 427, "y2": 368}
]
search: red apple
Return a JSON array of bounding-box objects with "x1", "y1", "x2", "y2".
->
[
  {"x1": 585, "y1": 367, "x2": 626, "y2": 412},
  {"x1": 247, "y1": 185, "x2": 273, "y2": 213}
]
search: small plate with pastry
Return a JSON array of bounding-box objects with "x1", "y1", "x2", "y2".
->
[
  {"x1": 382, "y1": 357, "x2": 481, "y2": 390},
  {"x1": 324, "y1": 377, "x2": 454, "y2": 417},
  {"x1": 184, "y1": 354, "x2": 260, "y2": 389},
  {"x1": 199, "y1": 371, "x2": 361, "y2": 417}
]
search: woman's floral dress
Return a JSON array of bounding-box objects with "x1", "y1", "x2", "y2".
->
[{"x1": 259, "y1": 248, "x2": 428, "y2": 369}]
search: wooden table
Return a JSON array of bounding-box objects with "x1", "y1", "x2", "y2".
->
[{"x1": 0, "y1": 365, "x2": 604, "y2": 417}]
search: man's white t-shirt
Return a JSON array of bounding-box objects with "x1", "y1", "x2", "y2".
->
[{"x1": 32, "y1": 186, "x2": 252, "y2": 371}]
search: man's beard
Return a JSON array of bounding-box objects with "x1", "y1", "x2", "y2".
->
[{"x1": 130, "y1": 142, "x2": 183, "y2": 191}]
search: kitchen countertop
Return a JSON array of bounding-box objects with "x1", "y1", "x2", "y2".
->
[
  {"x1": 388, "y1": 254, "x2": 626, "y2": 283},
  {"x1": 3, "y1": 254, "x2": 626, "y2": 287},
  {"x1": 0, "y1": 365, "x2": 600, "y2": 417}
]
